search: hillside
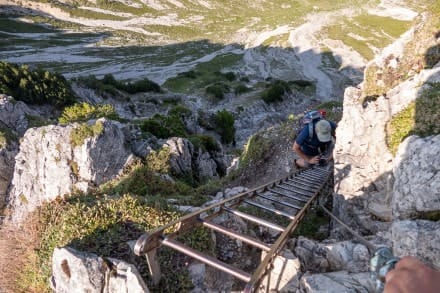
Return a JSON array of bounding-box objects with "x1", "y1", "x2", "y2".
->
[{"x1": 0, "y1": 0, "x2": 439, "y2": 292}]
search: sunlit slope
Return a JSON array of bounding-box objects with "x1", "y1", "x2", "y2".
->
[{"x1": 0, "y1": 0, "x2": 425, "y2": 90}]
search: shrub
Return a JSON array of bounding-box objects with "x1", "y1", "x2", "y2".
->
[
  {"x1": 223, "y1": 71, "x2": 236, "y2": 81},
  {"x1": 59, "y1": 102, "x2": 119, "y2": 124},
  {"x1": 0, "y1": 61, "x2": 75, "y2": 107},
  {"x1": 234, "y1": 84, "x2": 251, "y2": 95},
  {"x1": 213, "y1": 109, "x2": 235, "y2": 144},
  {"x1": 177, "y1": 70, "x2": 198, "y2": 79},
  {"x1": 140, "y1": 118, "x2": 170, "y2": 138},
  {"x1": 70, "y1": 121, "x2": 104, "y2": 147},
  {"x1": 140, "y1": 113, "x2": 187, "y2": 139},
  {"x1": 386, "y1": 82, "x2": 440, "y2": 155},
  {"x1": 76, "y1": 74, "x2": 161, "y2": 95},
  {"x1": 261, "y1": 80, "x2": 291, "y2": 104},
  {"x1": 205, "y1": 82, "x2": 230, "y2": 100},
  {"x1": 0, "y1": 126, "x2": 17, "y2": 148},
  {"x1": 188, "y1": 134, "x2": 221, "y2": 152},
  {"x1": 168, "y1": 105, "x2": 192, "y2": 119}
]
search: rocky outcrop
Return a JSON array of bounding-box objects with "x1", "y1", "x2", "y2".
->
[
  {"x1": 0, "y1": 95, "x2": 40, "y2": 211},
  {"x1": 51, "y1": 246, "x2": 148, "y2": 293},
  {"x1": 392, "y1": 135, "x2": 440, "y2": 219},
  {"x1": 165, "y1": 137, "x2": 227, "y2": 182},
  {"x1": 7, "y1": 118, "x2": 133, "y2": 222},
  {"x1": 294, "y1": 237, "x2": 370, "y2": 274},
  {"x1": 391, "y1": 220, "x2": 440, "y2": 268},
  {"x1": 333, "y1": 66, "x2": 440, "y2": 235},
  {"x1": 0, "y1": 94, "x2": 40, "y2": 136},
  {"x1": 300, "y1": 271, "x2": 374, "y2": 293}
]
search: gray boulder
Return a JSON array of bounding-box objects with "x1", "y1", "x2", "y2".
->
[
  {"x1": 164, "y1": 137, "x2": 227, "y2": 182},
  {"x1": 392, "y1": 135, "x2": 440, "y2": 219},
  {"x1": 391, "y1": 220, "x2": 440, "y2": 268},
  {"x1": 299, "y1": 271, "x2": 374, "y2": 293},
  {"x1": 294, "y1": 237, "x2": 370, "y2": 274},
  {"x1": 51, "y1": 246, "x2": 148, "y2": 293},
  {"x1": 7, "y1": 118, "x2": 133, "y2": 222},
  {"x1": 0, "y1": 94, "x2": 40, "y2": 136}
]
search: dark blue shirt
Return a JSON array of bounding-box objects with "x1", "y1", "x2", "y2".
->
[{"x1": 295, "y1": 120, "x2": 337, "y2": 156}]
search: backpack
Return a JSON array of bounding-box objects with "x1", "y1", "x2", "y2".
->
[{"x1": 299, "y1": 110, "x2": 323, "y2": 140}]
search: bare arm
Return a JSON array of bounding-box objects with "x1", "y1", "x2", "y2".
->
[{"x1": 384, "y1": 256, "x2": 440, "y2": 293}]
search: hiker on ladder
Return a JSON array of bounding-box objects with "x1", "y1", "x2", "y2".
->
[{"x1": 293, "y1": 110, "x2": 337, "y2": 168}]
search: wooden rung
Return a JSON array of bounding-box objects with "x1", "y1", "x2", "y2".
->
[
  {"x1": 162, "y1": 237, "x2": 252, "y2": 282},
  {"x1": 201, "y1": 220, "x2": 272, "y2": 251},
  {"x1": 243, "y1": 199, "x2": 295, "y2": 220},
  {"x1": 222, "y1": 206, "x2": 285, "y2": 232}
]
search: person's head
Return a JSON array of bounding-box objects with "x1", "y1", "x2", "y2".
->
[{"x1": 315, "y1": 120, "x2": 332, "y2": 142}]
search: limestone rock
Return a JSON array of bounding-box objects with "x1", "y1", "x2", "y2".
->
[
  {"x1": 391, "y1": 220, "x2": 440, "y2": 268},
  {"x1": 0, "y1": 94, "x2": 40, "y2": 136},
  {"x1": 0, "y1": 145, "x2": 17, "y2": 209},
  {"x1": 333, "y1": 66, "x2": 440, "y2": 235},
  {"x1": 165, "y1": 137, "x2": 227, "y2": 182},
  {"x1": 260, "y1": 249, "x2": 301, "y2": 293},
  {"x1": 299, "y1": 271, "x2": 374, "y2": 293},
  {"x1": 294, "y1": 237, "x2": 370, "y2": 274},
  {"x1": 7, "y1": 118, "x2": 133, "y2": 222},
  {"x1": 51, "y1": 246, "x2": 148, "y2": 293},
  {"x1": 392, "y1": 135, "x2": 440, "y2": 219}
]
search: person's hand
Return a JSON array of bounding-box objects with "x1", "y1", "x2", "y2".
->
[
  {"x1": 384, "y1": 256, "x2": 440, "y2": 293},
  {"x1": 309, "y1": 156, "x2": 320, "y2": 165}
]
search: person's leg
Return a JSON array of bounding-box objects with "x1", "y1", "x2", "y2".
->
[{"x1": 294, "y1": 157, "x2": 312, "y2": 168}]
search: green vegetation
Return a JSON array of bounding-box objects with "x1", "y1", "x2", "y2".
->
[
  {"x1": 386, "y1": 83, "x2": 440, "y2": 155},
  {"x1": 323, "y1": 13, "x2": 411, "y2": 61},
  {"x1": 205, "y1": 82, "x2": 230, "y2": 100},
  {"x1": 261, "y1": 80, "x2": 291, "y2": 104},
  {"x1": 188, "y1": 134, "x2": 221, "y2": 152},
  {"x1": 76, "y1": 74, "x2": 161, "y2": 98},
  {"x1": 293, "y1": 207, "x2": 329, "y2": 240},
  {"x1": 363, "y1": 7, "x2": 440, "y2": 98},
  {"x1": 70, "y1": 120, "x2": 105, "y2": 147},
  {"x1": 163, "y1": 53, "x2": 243, "y2": 94},
  {"x1": 59, "y1": 102, "x2": 119, "y2": 124},
  {"x1": 140, "y1": 112, "x2": 187, "y2": 139},
  {"x1": 0, "y1": 61, "x2": 75, "y2": 107},
  {"x1": 0, "y1": 126, "x2": 17, "y2": 148},
  {"x1": 0, "y1": 17, "x2": 56, "y2": 33},
  {"x1": 240, "y1": 133, "x2": 271, "y2": 169},
  {"x1": 213, "y1": 109, "x2": 235, "y2": 144}
]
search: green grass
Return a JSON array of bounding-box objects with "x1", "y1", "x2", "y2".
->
[
  {"x1": 0, "y1": 17, "x2": 57, "y2": 33},
  {"x1": 163, "y1": 53, "x2": 244, "y2": 93},
  {"x1": 67, "y1": 8, "x2": 128, "y2": 20},
  {"x1": 386, "y1": 83, "x2": 440, "y2": 155},
  {"x1": 323, "y1": 13, "x2": 412, "y2": 60},
  {"x1": 70, "y1": 121, "x2": 105, "y2": 147}
]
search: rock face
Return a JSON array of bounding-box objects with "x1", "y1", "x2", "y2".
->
[
  {"x1": 392, "y1": 135, "x2": 440, "y2": 219},
  {"x1": 165, "y1": 137, "x2": 227, "y2": 182},
  {"x1": 0, "y1": 94, "x2": 40, "y2": 136},
  {"x1": 300, "y1": 271, "x2": 374, "y2": 293},
  {"x1": 51, "y1": 247, "x2": 148, "y2": 293},
  {"x1": 294, "y1": 237, "x2": 370, "y2": 274},
  {"x1": 7, "y1": 118, "x2": 133, "y2": 222},
  {"x1": 0, "y1": 95, "x2": 40, "y2": 212},
  {"x1": 333, "y1": 66, "x2": 440, "y2": 235}
]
